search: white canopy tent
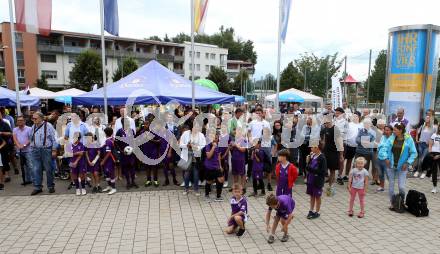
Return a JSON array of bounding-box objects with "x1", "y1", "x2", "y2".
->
[
  {"x1": 265, "y1": 88, "x2": 323, "y2": 106},
  {"x1": 22, "y1": 87, "x2": 57, "y2": 100},
  {"x1": 54, "y1": 88, "x2": 86, "y2": 97}
]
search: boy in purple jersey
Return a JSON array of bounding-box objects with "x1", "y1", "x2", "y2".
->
[
  {"x1": 265, "y1": 194, "x2": 295, "y2": 244},
  {"x1": 85, "y1": 132, "x2": 101, "y2": 194},
  {"x1": 230, "y1": 127, "x2": 248, "y2": 194},
  {"x1": 250, "y1": 139, "x2": 265, "y2": 197},
  {"x1": 157, "y1": 122, "x2": 179, "y2": 186},
  {"x1": 115, "y1": 119, "x2": 138, "y2": 189},
  {"x1": 218, "y1": 124, "x2": 231, "y2": 188},
  {"x1": 204, "y1": 130, "x2": 224, "y2": 202},
  {"x1": 224, "y1": 183, "x2": 247, "y2": 237},
  {"x1": 101, "y1": 127, "x2": 117, "y2": 195},
  {"x1": 70, "y1": 132, "x2": 87, "y2": 196}
]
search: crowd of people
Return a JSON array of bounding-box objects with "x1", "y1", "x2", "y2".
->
[{"x1": 0, "y1": 101, "x2": 439, "y2": 243}]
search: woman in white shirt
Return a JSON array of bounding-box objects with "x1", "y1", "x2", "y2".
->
[
  {"x1": 414, "y1": 115, "x2": 437, "y2": 178},
  {"x1": 427, "y1": 127, "x2": 440, "y2": 193}
]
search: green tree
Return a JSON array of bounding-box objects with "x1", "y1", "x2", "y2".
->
[
  {"x1": 280, "y1": 62, "x2": 303, "y2": 91},
  {"x1": 147, "y1": 36, "x2": 162, "y2": 41},
  {"x1": 69, "y1": 50, "x2": 103, "y2": 91},
  {"x1": 232, "y1": 69, "x2": 249, "y2": 95},
  {"x1": 367, "y1": 50, "x2": 386, "y2": 103},
  {"x1": 112, "y1": 57, "x2": 139, "y2": 82},
  {"x1": 35, "y1": 74, "x2": 48, "y2": 90},
  {"x1": 164, "y1": 34, "x2": 171, "y2": 42},
  {"x1": 171, "y1": 33, "x2": 191, "y2": 43},
  {"x1": 0, "y1": 72, "x2": 4, "y2": 86},
  {"x1": 207, "y1": 66, "x2": 231, "y2": 94},
  {"x1": 241, "y1": 40, "x2": 257, "y2": 64}
]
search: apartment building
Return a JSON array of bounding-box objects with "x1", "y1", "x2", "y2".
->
[
  {"x1": 0, "y1": 22, "x2": 185, "y2": 89},
  {"x1": 226, "y1": 59, "x2": 255, "y2": 79},
  {"x1": 183, "y1": 41, "x2": 228, "y2": 80}
]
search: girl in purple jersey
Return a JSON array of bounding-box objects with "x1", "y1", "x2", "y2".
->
[
  {"x1": 230, "y1": 127, "x2": 248, "y2": 194},
  {"x1": 101, "y1": 127, "x2": 117, "y2": 195},
  {"x1": 224, "y1": 183, "x2": 247, "y2": 237},
  {"x1": 218, "y1": 124, "x2": 231, "y2": 188},
  {"x1": 250, "y1": 139, "x2": 265, "y2": 197},
  {"x1": 115, "y1": 118, "x2": 138, "y2": 189},
  {"x1": 138, "y1": 119, "x2": 160, "y2": 187},
  {"x1": 265, "y1": 194, "x2": 295, "y2": 244},
  {"x1": 204, "y1": 130, "x2": 224, "y2": 201},
  {"x1": 85, "y1": 132, "x2": 101, "y2": 193},
  {"x1": 157, "y1": 122, "x2": 179, "y2": 186},
  {"x1": 70, "y1": 132, "x2": 87, "y2": 196}
]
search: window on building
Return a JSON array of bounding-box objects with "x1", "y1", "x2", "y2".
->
[
  {"x1": 189, "y1": 51, "x2": 192, "y2": 57},
  {"x1": 189, "y1": 64, "x2": 192, "y2": 71},
  {"x1": 15, "y1": 33, "x2": 23, "y2": 48},
  {"x1": 68, "y1": 55, "x2": 77, "y2": 64},
  {"x1": 196, "y1": 64, "x2": 200, "y2": 71},
  {"x1": 42, "y1": 70, "x2": 57, "y2": 79},
  {"x1": 210, "y1": 53, "x2": 215, "y2": 60},
  {"x1": 16, "y1": 51, "x2": 24, "y2": 66},
  {"x1": 40, "y1": 54, "x2": 56, "y2": 63},
  {"x1": 17, "y1": 69, "x2": 25, "y2": 83},
  {"x1": 205, "y1": 65, "x2": 209, "y2": 72},
  {"x1": 196, "y1": 52, "x2": 200, "y2": 58},
  {"x1": 205, "y1": 53, "x2": 209, "y2": 59}
]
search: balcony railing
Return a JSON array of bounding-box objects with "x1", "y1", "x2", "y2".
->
[
  {"x1": 174, "y1": 55, "x2": 184, "y2": 62},
  {"x1": 37, "y1": 44, "x2": 64, "y2": 53},
  {"x1": 157, "y1": 54, "x2": 174, "y2": 62},
  {"x1": 174, "y1": 69, "x2": 184, "y2": 75}
]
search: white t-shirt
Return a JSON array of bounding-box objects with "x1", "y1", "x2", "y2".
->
[
  {"x1": 248, "y1": 120, "x2": 270, "y2": 141},
  {"x1": 350, "y1": 168, "x2": 369, "y2": 189},
  {"x1": 346, "y1": 122, "x2": 362, "y2": 147},
  {"x1": 431, "y1": 133, "x2": 440, "y2": 153}
]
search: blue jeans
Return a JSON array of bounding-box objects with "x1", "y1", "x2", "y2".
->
[
  {"x1": 32, "y1": 148, "x2": 54, "y2": 190},
  {"x1": 184, "y1": 162, "x2": 199, "y2": 192},
  {"x1": 377, "y1": 159, "x2": 388, "y2": 182},
  {"x1": 386, "y1": 168, "x2": 406, "y2": 203},
  {"x1": 417, "y1": 142, "x2": 429, "y2": 172},
  {"x1": 19, "y1": 151, "x2": 33, "y2": 183}
]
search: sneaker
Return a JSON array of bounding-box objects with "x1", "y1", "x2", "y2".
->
[
  {"x1": 132, "y1": 183, "x2": 139, "y2": 189},
  {"x1": 420, "y1": 173, "x2": 426, "y2": 179},
  {"x1": 413, "y1": 172, "x2": 419, "y2": 178},
  {"x1": 97, "y1": 186, "x2": 102, "y2": 193},
  {"x1": 199, "y1": 180, "x2": 205, "y2": 186},
  {"x1": 144, "y1": 180, "x2": 152, "y2": 187},
  {"x1": 236, "y1": 228, "x2": 245, "y2": 237},
  {"x1": 357, "y1": 212, "x2": 365, "y2": 218},
  {"x1": 348, "y1": 211, "x2": 354, "y2": 217},
  {"x1": 182, "y1": 190, "x2": 188, "y2": 195},
  {"x1": 163, "y1": 179, "x2": 170, "y2": 186},
  {"x1": 204, "y1": 195, "x2": 211, "y2": 202},
  {"x1": 81, "y1": 189, "x2": 87, "y2": 195},
  {"x1": 76, "y1": 189, "x2": 81, "y2": 196},
  {"x1": 173, "y1": 179, "x2": 180, "y2": 186},
  {"x1": 432, "y1": 187, "x2": 437, "y2": 193},
  {"x1": 337, "y1": 177, "x2": 344, "y2": 185},
  {"x1": 249, "y1": 192, "x2": 257, "y2": 197},
  {"x1": 92, "y1": 187, "x2": 97, "y2": 194},
  {"x1": 223, "y1": 181, "x2": 228, "y2": 188},
  {"x1": 126, "y1": 184, "x2": 131, "y2": 190},
  {"x1": 307, "y1": 211, "x2": 314, "y2": 219},
  {"x1": 102, "y1": 186, "x2": 112, "y2": 192},
  {"x1": 260, "y1": 191, "x2": 266, "y2": 196},
  {"x1": 267, "y1": 183, "x2": 273, "y2": 191},
  {"x1": 214, "y1": 197, "x2": 224, "y2": 202},
  {"x1": 108, "y1": 188, "x2": 117, "y2": 195},
  {"x1": 48, "y1": 188, "x2": 55, "y2": 194},
  {"x1": 342, "y1": 176, "x2": 349, "y2": 182},
  {"x1": 376, "y1": 187, "x2": 385, "y2": 192},
  {"x1": 311, "y1": 212, "x2": 320, "y2": 219},
  {"x1": 153, "y1": 181, "x2": 160, "y2": 187},
  {"x1": 370, "y1": 181, "x2": 376, "y2": 185},
  {"x1": 180, "y1": 182, "x2": 185, "y2": 187},
  {"x1": 31, "y1": 189, "x2": 42, "y2": 196},
  {"x1": 267, "y1": 235, "x2": 275, "y2": 244},
  {"x1": 281, "y1": 234, "x2": 289, "y2": 242},
  {"x1": 194, "y1": 192, "x2": 201, "y2": 197}
]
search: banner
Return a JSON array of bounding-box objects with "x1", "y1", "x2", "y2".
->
[
  {"x1": 104, "y1": 0, "x2": 119, "y2": 36},
  {"x1": 331, "y1": 77, "x2": 343, "y2": 108},
  {"x1": 15, "y1": 0, "x2": 52, "y2": 36},
  {"x1": 194, "y1": 0, "x2": 209, "y2": 34},
  {"x1": 280, "y1": 0, "x2": 291, "y2": 43}
]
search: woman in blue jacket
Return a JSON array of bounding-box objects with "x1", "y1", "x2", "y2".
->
[{"x1": 385, "y1": 123, "x2": 418, "y2": 210}]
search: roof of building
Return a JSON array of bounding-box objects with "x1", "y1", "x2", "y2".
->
[
  {"x1": 183, "y1": 41, "x2": 221, "y2": 48},
  {"x1": 227, "y1": 59, "x2": 254, "y2": 65},
  {"x1": 340, "y1": 74, "x2": 359, "y2": 84}
]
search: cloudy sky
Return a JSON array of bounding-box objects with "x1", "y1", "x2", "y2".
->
[{"x1": 1, "y1": 0, "x2": 440, "y2": 82}]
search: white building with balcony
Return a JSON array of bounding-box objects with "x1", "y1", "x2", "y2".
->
[{"x1": 183, "y1": 42, "x2": 228, "y2": 80}]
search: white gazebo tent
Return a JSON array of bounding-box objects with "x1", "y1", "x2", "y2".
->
[
  {"x1": 22, "y1": 87, "x2": 57, "y2": 100},
  {"x1": 54, "y1": 88, "x2": 86, "y2": 104},
  {"x1": 265, "y1": 88, "x2": 323, "y2": 111}
]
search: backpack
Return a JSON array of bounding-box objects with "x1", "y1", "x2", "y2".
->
[
  {"x1": 392, "y1": 194, "x2": 406, "y2": 213},
  {"x1": 405, "y1": 190, "x2": 429, "y2": 217}
]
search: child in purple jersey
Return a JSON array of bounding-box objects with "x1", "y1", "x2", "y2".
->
[
  {"x1": 115, "y1": 119, "x2": 138, "y2": 190},
  {"x1": 85, "y1": 132, "x2": 101, "y2": 194},
  {"x1": 265, "y1": 194, "x2": 295, "y2": 244},
  {"x1": 224, "y1": 183, "x2": 247, "y2": 237},
  {"x1": 70, "y1": 132, "x2": 87, "y2": 196},
  {"x1": 218, "y1": 124, "x2": 231, "y2": 188},
  {"x1": 230, "y1": 127, "x2": 248, "y2": 194},
  {"x1": 250, "y1": 139, "x2": 265, "y2": 197},
  {"x1": 138, "y1": 120, "x2": 160, "y2": 187},
  {"x1": 306, "y1": 142, "x2": 326, "y2": 219},
  {"x1": 101, "y1": 127, "x2": 117, "y2": 195},
  {"x1": 204, "y1": 130, "x2": 224, "y2": 201},
  {"x1": 157, "y1": 122, "x2": 179, "y2": 186}
]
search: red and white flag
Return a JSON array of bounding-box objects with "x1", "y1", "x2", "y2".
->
[{"x1": 14, "y1": 0, "x2": 52, "y2": 36}]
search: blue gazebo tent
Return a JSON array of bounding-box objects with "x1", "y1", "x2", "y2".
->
[
  {"x1": 0, "y1": 87, "x2": 40, "y2": 107},
  {"x1": 72, "y1": 60, "x2": 235, "y2": 106}
]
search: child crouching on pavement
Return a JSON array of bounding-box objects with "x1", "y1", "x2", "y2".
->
[
  {"x1": 224, "y1": 183, "x2": 247, "y2": 237},
  {"x1": 265, "y1": 194, "x2": 295, "y2": 244}
]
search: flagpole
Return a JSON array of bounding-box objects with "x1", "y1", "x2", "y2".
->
[
  {"x1": 8, "y1": 0, "x2": 21, "y2": 115},
  {"x1": 275, "y1": 0, "x2": 282, "y2": 113},
  {"x1": 190, "y1": 0, "x2": 196, "y2": 110},
  {"x1": 99, "y1": 0, "x2": 108, "y2": 123}
]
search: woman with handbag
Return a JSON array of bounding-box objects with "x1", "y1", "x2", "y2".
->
[{"x1": 179, "y1": 123, "x2": 206, "y2": 196}]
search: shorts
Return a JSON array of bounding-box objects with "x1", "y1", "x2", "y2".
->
[
  {"x1": 71, "y1": 166, "x2": 87, "y2": 175},
  {"x1": 205, "y1": 169, "x2": 222, "y2": 181},
  {"x1": 324, "y1": 151, "x2": 339, "y2": 171},
  {"x1": 344, "y1": 145, "x2": 356, "y2": 160},
  {"x1": 227, "y1": 215, "x2": 246, "y2": 227},
  {"x1": 306, "y1": 183, "x2": 323, "y2": 197}
]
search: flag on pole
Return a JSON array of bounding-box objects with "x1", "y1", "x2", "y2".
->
[
  {"x1": 194, "y1": 0, "x2": 209, "y2": 34},
  {"x1": 14, "y1": 0, "x2": 52, "y2": 36},
  {"x1": 331, "y1": 77, "x2": 343, "y2": 108},
  {"x1": 104, "y1": 0, "x2": 119, "y2": 36},
  {"x1": 280, "y1": 0, "x2": 291, "y2": 43}
]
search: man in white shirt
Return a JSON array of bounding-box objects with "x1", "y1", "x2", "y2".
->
[
  {"x1": 114, "y1": 107, "x2": 136, "y2": 133},
  {"x1": 248, "y1": 108, "x2": 270, "y2": 144}
]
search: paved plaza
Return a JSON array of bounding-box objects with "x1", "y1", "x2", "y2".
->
[{"x1": 0, "y1": 176, "x2": 439, "y2": 254}]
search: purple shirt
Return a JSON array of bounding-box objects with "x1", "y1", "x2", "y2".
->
[
  {"x1": 230, "y1": 196, "x2": 248, "y2": 216},
  {"x1": 218, "y1": 134, "x2": 231, "y2": 161},
  {"x1": 252, "y1": 149, "x2": 264, "y2": 179},
  {"x1": 275, "y1": 195, "x2": 295, "y2": 215},
  {"x1": 276, "y1": 163, "x2": 291, "y2": 196},
  {"x1": 86, "y1": 145, "x2": 100, "y2": 170},
  {"x1": 231, "y1": 138, "x2": 247, "y2": 162},
  {"x1": 13, "y1": 126, "x2": 32, "y2": 152},
  {"x1": 103, "y1": 138, "x2": 115, "y2": 169},
  {"x1": 204, "y1": 143, "x2": 221, "y2": 170},
  {"x1": 71, "y1": 142, "x2": 86, "y2": 170}
]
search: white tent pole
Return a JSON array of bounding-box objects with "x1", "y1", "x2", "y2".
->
[
  {"x1": 8, "y1": 0, "x2": 21, "y2": 115},
  {"x1": 99, "y1": 0, "x2": 108, "y2": 123},
  {"x1": 275, "y1": 0, "x2": 282, "y2": 113},
  {"x1": 190, "y1": 0, "x2": 195, "y2": 109}
]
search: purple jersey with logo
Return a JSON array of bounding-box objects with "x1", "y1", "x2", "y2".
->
[
  {"x1": 70, "y1": 142, "x2": 86, "y2": 174},
  {"x1": 276, "y1": 163, "x2": 291, "y2": 196},
  {"x1": 102, "y1": 138, "x2": 115, "y2": 170},
  {"x1": 204, "y1": 143, "x2": 221, "y2": 171},
  {"x1": 138, "y1": 128, "x2": 159, "y2": 159},
  {"x1": 274, "y1": 195, "x2": 295, "y2": 219},
  {"x1": 86, "y1": 145, "x2": 100, "y2": 173},
  {"x1": 228, "y1": 196, "x2": 248, "y2": 227},
  {"x1": 231, "y1": 138, "x2": 247, "y2": 175},
  {"x1": 252, "y1": 149, "x2": 264, "y2": 180}
]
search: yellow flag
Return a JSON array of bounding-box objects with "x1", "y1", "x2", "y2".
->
[{"x1": 194, "y1": 0, "x2": 209, "y2": 34}]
